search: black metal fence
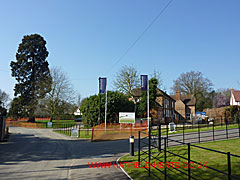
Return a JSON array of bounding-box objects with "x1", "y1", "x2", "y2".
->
[
  {"x1": 138, "y1": 125, "x2": 240, "y2": 180},
  {"x1": 53, "y1": 123, "x2": 92, "y2": 138},
  {"x1": 159, "y1": 120, "x2": 240, "y2": 146}
]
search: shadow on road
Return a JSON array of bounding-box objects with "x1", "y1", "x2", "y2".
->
[{"x1": 0, "y1": 130, "x2": 139, "y2": 165}]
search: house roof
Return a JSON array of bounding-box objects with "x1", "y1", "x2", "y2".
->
[
  {"x1": 171, "y1": 94, "x2": 196, "y2": 106},
  {"x1": 156, "y1": 89, "x2": 175, "y2": 101},
  {"x1": 130, "y1": 87, "x2": 175, "y2": 102},
  {"x1": 131, "y1": 87, "x2": 142, "y2": 97},
  {"x1": 233, "y1": 91, "x2": 240, "y2": 102}
]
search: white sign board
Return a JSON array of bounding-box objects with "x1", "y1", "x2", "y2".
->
[
  {"x1": 47, "y1": 122, "x2": 52, "y2": 128},
  {"x1": 119, "y1": 112, "x2": 135, "y2": 123},
  {"x1": 71, "y1": 128, "x2": 79, "y2": 138}
]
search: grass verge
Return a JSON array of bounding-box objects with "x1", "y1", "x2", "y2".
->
[
  {"x1": 35, "y1": 119, "x2": 76, "y2": 123},
  {"x1": 152, "y1": 123, "x2": 239, "y2": 136},
  {"x1": 53, "y1": 129, "x2": 92, "y2": 139},
  {"x1": 119, "y1": 138, "x2": 240, "y2": 180}
]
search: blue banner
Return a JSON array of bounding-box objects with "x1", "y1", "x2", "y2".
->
[
  {"x1": 99, "y1": 77, "x2": 107, "y2": 94},
  {"x1": 141, "y1": 75, "x2": 148, "y2": 91}
]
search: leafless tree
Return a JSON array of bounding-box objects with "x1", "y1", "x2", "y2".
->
[
  {"x1": 150, "y1": 70, "x2": 163, "y2": 89},
  {"x1": 172, "y1": 71, "x2": 213, "y2": 96},
  {"x1": 45, "y1": 67, "x2": 76, "y2": 119},
  {"x1": 0, "y1": 89, "x2": 10, "y2": 109},
  {"x1": 77, "y1": 94, "x2": 81, "y2": 107},
  {"x1": 114, "y1": 65, "x2": 140, "y2": 104}
]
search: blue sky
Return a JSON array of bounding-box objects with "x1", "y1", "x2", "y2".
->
[{"x1": 0, "y1": 0, "x2": 240, "y2": 100}]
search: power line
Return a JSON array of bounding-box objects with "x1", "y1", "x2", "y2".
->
[{"x1": 107, "y1": 0, "x2": 174, "y2": 74}]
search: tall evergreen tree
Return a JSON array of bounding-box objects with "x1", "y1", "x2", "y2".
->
[{"x1": 10, "y1": 34, "x2": 52, "y2": 121}]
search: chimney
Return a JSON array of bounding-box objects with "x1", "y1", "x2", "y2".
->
[
  {"x1": 176, "y1": 90, "x2": 181, "y2": 101},
  {"x1": 231, "y1": 88, "x2": 234, "y2": 105}
]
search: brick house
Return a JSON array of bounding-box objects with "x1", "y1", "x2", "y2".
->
[
  {"x1": 130, "y1": 88, "x2": 176, "y2": 124},
  {"x1": 170, "y1": 90, "x2": 196, "y2": 120},
  {"x1": 152, "y1": 88, "x2": 176, "y2": 124},
  {"x1": 230, "y1": 88, "x2": 240, "y2": 106}
]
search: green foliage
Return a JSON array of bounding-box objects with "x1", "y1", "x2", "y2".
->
[
  {"x1": 8, "y1": 97, "x2": 28, "y2": 119},
  {"x1": 225, "y1": 106, "x2": 239, "y2": 123},
  {"x1": 9, "y1": 34, "x2": 52, "y2": 121},
  {"x1": 80, "y1": 95, "x2": 99, "y2": 127},
  {"x1": 0, "y1": 89, "x2": 9, "y2": 116},
  {"x1": 196, "y1": 91, "x2": 216, "y2": 111},
  {"x1": 0, "y1": 103, "x2": 7, "y2": 116},
  {"x1": 80, "y1": 91, "x2": 134, "y2": 127},
  {"x1": 107, "y1": 91, "x2": 134, "y2": 122},
  {"x1": 137, "y1": 77, "x2": 159, "y2": 117}
]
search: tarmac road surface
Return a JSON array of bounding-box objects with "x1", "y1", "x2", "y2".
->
[
  {"x1": 0, "y1": 127, "x2": 132, "y2": 180},
  {"x1": 2, "y1": 126, "x2": 236, "y2": 179}
]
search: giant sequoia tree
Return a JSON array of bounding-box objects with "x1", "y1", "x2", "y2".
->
[{"x1": 10, "y1": 34, "x2": 52, "y2": 121}]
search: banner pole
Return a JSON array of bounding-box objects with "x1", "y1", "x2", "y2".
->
[
  {"x1": 147, "y1": 76, "x2": 150, "y2": 130},
  {"x1": 98, "y1": 77, "x2": 101, "y2": 125},
  {"x1": 105, "y1": 82, "x2": 107, "y2": 131}
]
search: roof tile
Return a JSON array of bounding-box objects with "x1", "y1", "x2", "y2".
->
[{"x1": 233, "y1": 91, "x2": 240, "y2": 102}]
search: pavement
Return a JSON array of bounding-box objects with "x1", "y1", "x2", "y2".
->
[{"x1": 0, "y1": 127, "x2": 133, "y2": 180}]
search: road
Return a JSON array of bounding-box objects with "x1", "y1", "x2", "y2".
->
[
  {"x1": 0, "y1": 127, "x2": 132, "y2": 180},
  {"x1": 1, "y1": 127, "x2": 238, "y2": 180}
]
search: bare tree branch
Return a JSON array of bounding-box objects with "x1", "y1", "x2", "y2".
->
[
  {"x1": 44, "y1": 67, "x2": 76, "y2": 118},
  {"x1": 113, "y1": 65, "x2": 140, "y2": 104},
  {"x1": 172, "y1": 71, "x2": 213, "y2": 96}
]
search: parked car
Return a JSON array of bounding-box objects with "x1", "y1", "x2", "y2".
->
[{"x1": 74, "y1": 118, "x2": 82, "y2": 122}]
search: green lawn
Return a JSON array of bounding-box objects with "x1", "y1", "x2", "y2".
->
[
  {"x1": 54, "y1": 129, "x2": 92, "y2": 139},
  {"x1": 35, "y1": 120, "x2": 77, "y2": 129},
  {"x1": 152, "y1": 123, "x2": 239, "y2": 136},
  {"x1": 35, "y1": 119, "x2": 76, "y2": 123},
  {"x1": 120, "y1": 138, "x2": 240, "y2": 180}
]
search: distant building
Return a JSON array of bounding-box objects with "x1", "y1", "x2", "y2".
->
[
  {"x1": 74, "y1": 107, "x2": 82, "y2": 116},
  {"x1": 153, "y1": 89, "x2": 176, "y2": 124},
  {"x1": 130, "y1": 88, "x2": 176, "y2": 124},
  {"x1": 128, "y1": 88, "x2": 142, "y2": 103},
  {"x1": 170, "y1": 90, "x2": 196, "y2": 120},
  {"x1": 230, "y1": 88, "x2": 240, "y2": 106}
]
